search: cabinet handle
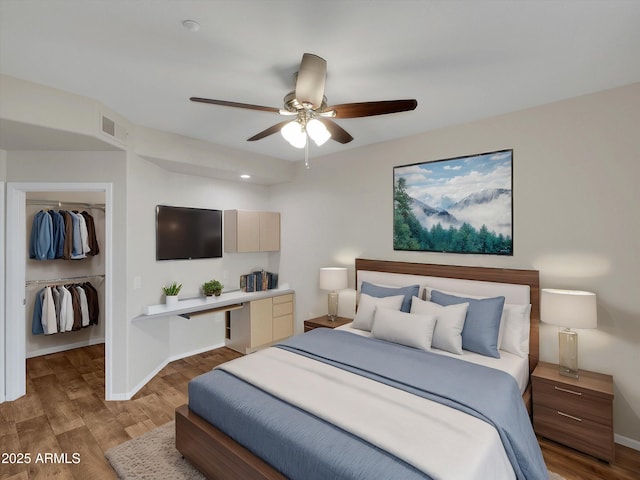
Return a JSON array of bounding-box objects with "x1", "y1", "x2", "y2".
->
[
  {"x1": 557, "y1": 411, "x2": 582, "y2": 422},
  {"x1": 554, "y1": 386, "x2": 582, "y2": 396}
]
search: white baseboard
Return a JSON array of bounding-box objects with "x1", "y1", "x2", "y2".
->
[
  {"x1": 615, "y1": 433, "x2": 640, "y2": 452},
  {"x1": 26, "y1": 337, "x2": 106, "y2": 359},
  {"x1": 167, "y1": 342, "x2": 225, "y2": 363},
  {"x1": 121, "y1": 342, "x2": 226, "y2": 401}
]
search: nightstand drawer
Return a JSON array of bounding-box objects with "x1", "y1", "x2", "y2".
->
[
  {"x1": 533, "y1": 378, "x2": 612, "y2": 425},
  {"x1": 533, "y1": 404, "x2": 614, "y2": 462}
]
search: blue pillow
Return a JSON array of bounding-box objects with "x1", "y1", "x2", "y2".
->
[
  {"x1": 430, "y1": 290, "x2": 505, "y2": 358},
  {"x1": 361, "y1": 281, "x2": 420, "y2": 313}
]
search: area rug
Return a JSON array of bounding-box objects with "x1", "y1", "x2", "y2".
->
[
  {"x1": 105, "y1": 422, "x2": 204, "y2": 480},
  {"x1": 106, "y1": 421, "x2": 566, "y2": 479}
]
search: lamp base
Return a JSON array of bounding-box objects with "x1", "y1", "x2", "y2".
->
[
  {"x1": 327, "y1": 291, "x2": 339, "y2": 322},
  {"x1": 558, "y1": 366, "x2": 579, "y2": 379},
  {"x1": 558, "y1": 328, "x2": 579, "y2": 379}
]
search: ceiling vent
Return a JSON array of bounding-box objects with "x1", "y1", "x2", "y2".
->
[{"x1": 100, "y1": 114, "x2": 128, "y2": 145}]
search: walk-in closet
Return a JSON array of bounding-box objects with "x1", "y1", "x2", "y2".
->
[{"x1": 25, "y1": 191, "x2": 106, "y2": 362}]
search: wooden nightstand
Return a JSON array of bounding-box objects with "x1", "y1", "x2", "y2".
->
[
  {"x1": 532, "y1": 361, "x2": 614, "y2": 462},
  {"x1": 304, "y1": 315, "x2": 352, "y2": 332}
]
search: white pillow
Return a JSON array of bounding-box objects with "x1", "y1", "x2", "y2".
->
[
  {"x1": 371, "y1": 307, "x2": 437, "y2": 351},
  {"x1": 424, "y1": 286, "x2": 531, "y2": 356},
  {"x1": 410, "y1": 296, "x2": 468, "y2": 354},
  {"x1": 352, "y1": 293, "x2": 404, "y2": 332},
  {"x1": 500, "y1": 304, "x2": 531, "y2": 357}
]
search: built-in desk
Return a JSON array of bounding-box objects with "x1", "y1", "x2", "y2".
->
[{"x1": 133, "y1": 288, "x2": 295, "y2": 321}]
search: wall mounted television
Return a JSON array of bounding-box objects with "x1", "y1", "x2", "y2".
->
[{"x1": 156, "y1": 205, "x2": 223, "y2": 260}]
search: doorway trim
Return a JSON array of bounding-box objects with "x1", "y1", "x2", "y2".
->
[
  {"x1": 0, "y1": 181, "x2": 5, "y2": 403},
  {"x1": 5, "y1": 182, "x2": 113, "y2": 401}
]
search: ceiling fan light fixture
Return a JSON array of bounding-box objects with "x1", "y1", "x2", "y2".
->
[
  {"x1": 306, "y1": 118, "x2": 331, "y2": 146},
  {"x1": 281, "y1": 120, "x2": 307, "y2": 148}
]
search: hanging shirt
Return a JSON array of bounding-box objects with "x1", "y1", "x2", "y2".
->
[
  {"x1": 76, "y1": 285, "x2": 90, "y2": 327},
  {"x1": 42, "y1": 287, "x2": 57, "y2": 335},
  {"x1": 82, "y1": 282, "x2": 100, "y2": 325},
  {"x1": 59, "y1": 286, "x2": 74, "y2": 332},
  {"x1": 32, "y1": 288, "x2": 45, "y2": 335},
  {"x1": 70, "y1": 213, "x2": 86, "y2": 259},
  {"x1": 81, "y1": 211, "x2": 100, "y2": 256},
  {"x1": 29, "y1": 211, "x2": 55, "y2": 260},
  {"x1": 73, "y1": 211, "x2": 91, "y2": 255},
  {"x1": 68, "y1": 286, "x2": 82, "y2": 330},
  {"x1": 60, "y1": 211, "x2": 74, "y2": 260},
  {"x1": 51, "y1": 286, "x2": 62, "y2": 332},
  {"x1": 48, "y1": 210, "x2": 66, "y2": 259}
]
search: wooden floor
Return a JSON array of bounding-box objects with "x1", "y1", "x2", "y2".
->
[{"x1": 1, "y1": 344, "x2": 638, "y2": 480}]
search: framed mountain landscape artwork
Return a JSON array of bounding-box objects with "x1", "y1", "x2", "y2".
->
[{"x1": 394, "y1": 149, "x2": 513, "y2": 255}]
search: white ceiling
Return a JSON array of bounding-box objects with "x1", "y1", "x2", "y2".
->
[{"x1": 1, "y1": 1, "x2": 639, "y2": 162}]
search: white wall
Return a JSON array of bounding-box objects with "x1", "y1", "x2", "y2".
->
[
  {"x1": 124, "y1": 153, "x2": 277, "y2": 391},
  {"x1": 270, "y1": 83, "x2": 640, "y2": 443}
]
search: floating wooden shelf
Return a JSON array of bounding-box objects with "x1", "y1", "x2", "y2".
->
[{"x1": 133, "y1": 288, "x2": 294, "y2": 321}]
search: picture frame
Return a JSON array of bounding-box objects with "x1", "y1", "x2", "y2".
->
[{"x1": 393, "y1": 149, "x2": 513, "y2": 255}]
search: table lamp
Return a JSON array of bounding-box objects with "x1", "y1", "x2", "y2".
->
[
  {"x1": 541, "y1": 288, "x2": 597, "y2": 378},
  {"x1": 319, "y1": 267, "x2": 348, "y2": 321}
]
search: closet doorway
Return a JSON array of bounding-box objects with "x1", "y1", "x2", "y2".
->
[{"x1": 4, "y1": 182, "x2": 113, "y2": 402}]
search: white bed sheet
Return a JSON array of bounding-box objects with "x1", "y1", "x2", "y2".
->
[
  {"x1": 221, "y1": 347, "x2": 515, "y2": 480},
  {"x1": 337, "y1": 323, "x2": 530, "y2": 394}
]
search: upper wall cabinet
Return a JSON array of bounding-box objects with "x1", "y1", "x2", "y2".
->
[{"x1": 224, "y1": 210, "x2": 280, "y2": 253}]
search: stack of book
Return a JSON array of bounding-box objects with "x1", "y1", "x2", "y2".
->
[{"x1": 240, "y1": 270, "x2": 279, "y2": 292}]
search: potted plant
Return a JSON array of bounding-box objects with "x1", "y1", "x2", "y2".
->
[
  {"x1": 202, "y1": 279, "x2": 224, "y2": 297},
  {"x1": 163, "y1": 281, "x2": 182, "y2": 306}
]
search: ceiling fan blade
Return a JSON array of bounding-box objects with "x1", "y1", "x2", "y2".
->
[
  {"x1": 318, "y1": 118, "x2": 354, "y2": 144},
  {"x1": 295, "y1": 53, "x2": 327, "y2": 109},
  {"x1": 190, "y1": 97, "x2": 280, "y2": 113},
  {"x1": 247, "y1": 120, "x2": 293, "y2": 141},
  {"x1": 326, "y1": 99, "x2": 417, "y2": 119}
]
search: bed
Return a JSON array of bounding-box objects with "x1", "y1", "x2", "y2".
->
[{"x1": 175, "y1": 258, "x2": 545, "y2": 479}]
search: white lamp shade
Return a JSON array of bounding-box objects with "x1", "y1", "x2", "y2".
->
[
  {"x1": 281, "y1": 121, "x2": 307, "y2": 148},
  {"x1": 306, "y1": 118, "x2": 331, "y2": 146},
  {"x1": 541, "y1": 288, "x2": 597, "y2": 329},
  {"x1": 319, "y1": 267, "x2": 348, "y2": 291}
]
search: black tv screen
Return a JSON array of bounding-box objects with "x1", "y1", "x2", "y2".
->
[{"x1": 156, "y1": 205, "x2": 223, "y2": 260}]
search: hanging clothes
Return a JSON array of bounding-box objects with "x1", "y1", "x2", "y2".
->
[
  {"x1": 48, "y1": 210, "x2": 66, "y2": 258},
  {"x1": 31, "y1": 281, "x2": 99, "y2": 335},
  {"x1": 29, "y1": 210, "x2": 55, "y2": 260},
  {"x1": 81, "y1": 211, "x2": 100, "y2": 256},
  {"x1": 59, "y1": 286, "x2": 74, "y2": 332},
  {"x1": 69, "y1": 213, "x2": 85, "y2": 260},
  {"x1": 82, "y1": 282, "x2": 100, "y2": 325},
  {"x1": 42, "y1": 287, "x2": 57, "y2": 335},
  {"x1": 32, "y1": 289, "x2": 45, "y2": 335},
  {"x1": 60, "y1": 210, "x2": 74, "y2": 260},
  {"x1": 29, "y1": 208, "x2": 99, "y2": 260}
]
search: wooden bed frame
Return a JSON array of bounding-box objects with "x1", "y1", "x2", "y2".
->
[{"x1": 175, "y1": 259, "x2": 540, "y2": 480}]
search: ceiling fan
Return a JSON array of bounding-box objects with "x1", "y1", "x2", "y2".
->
[{"x1": 190, "y1": 53, "x2": 417, "y2": 150}]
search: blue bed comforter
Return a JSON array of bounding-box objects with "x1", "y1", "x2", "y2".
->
[
  {"x1": 277, "y1": 329, "x2": 547, "y2": 480},
  {"x1": 189, "y1": 328, "x2": 547, "y2": 480}
]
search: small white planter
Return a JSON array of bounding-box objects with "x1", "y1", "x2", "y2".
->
[{"x1": 165, "y1": 295, "x2": 179, "y2": 306}]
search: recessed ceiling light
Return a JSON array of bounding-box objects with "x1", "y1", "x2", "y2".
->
[
  {"x1": 182, "y1": 19, "x2": 200, "y2": 32},
  {"x1": 240, "y1": 174, "x2": 251, "y2": 179}
]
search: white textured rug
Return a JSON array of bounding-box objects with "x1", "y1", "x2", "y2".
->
[
  {"x1": 106, "y1": 422, "x2": 204, "y2": 480},
  {"x1": 106, "y1": 421, "x2": 566, "y2": 479}
]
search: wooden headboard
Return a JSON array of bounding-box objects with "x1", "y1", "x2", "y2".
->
[{"x1": 355, "y1": 258, "x2": 540, "y2": 374}]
